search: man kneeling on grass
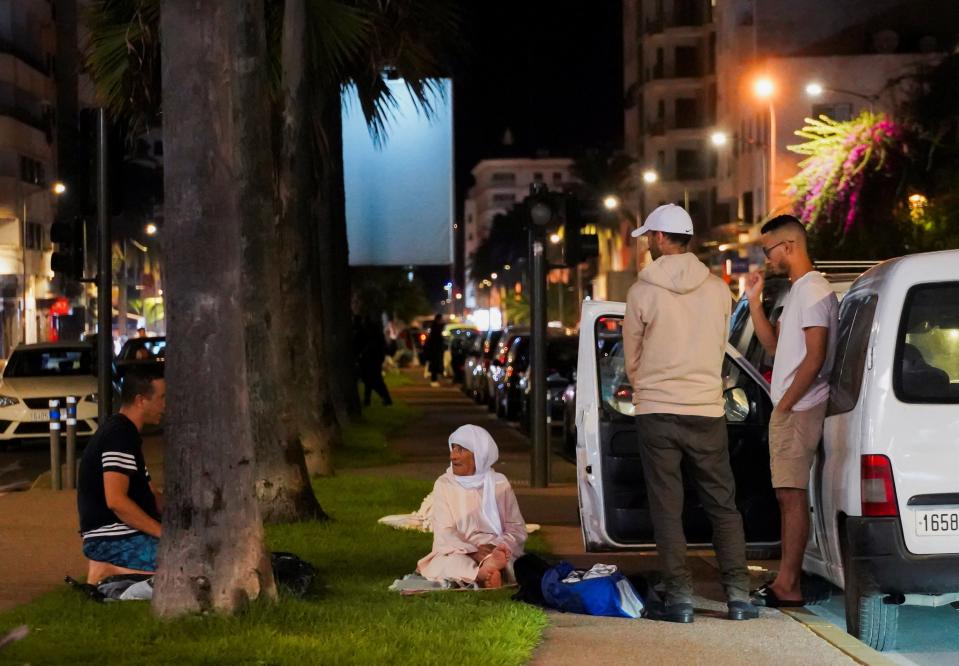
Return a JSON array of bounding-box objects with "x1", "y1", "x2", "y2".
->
[
  {"x1": 417, "y1": 425, "x2": 527, "y2": 588},
  {"x1": 77, "y1": 369, "x2": 166, "y2": 583}
]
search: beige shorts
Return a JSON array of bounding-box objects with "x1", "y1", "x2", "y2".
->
[{"x1": 769, "y1": 400, "x2": 828, "y2": 489}]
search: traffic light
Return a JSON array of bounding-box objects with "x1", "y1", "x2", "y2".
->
[
  {"x1": 563, "y1": 196, "x2": 600, "y2": 266},
  {"x1": 50, "y1": 216, "x2": 85, "y2": 280}
]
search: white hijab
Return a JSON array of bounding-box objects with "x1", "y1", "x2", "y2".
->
[{"x1": 447, "y1": 424, "x2": 503, "y2": 536}]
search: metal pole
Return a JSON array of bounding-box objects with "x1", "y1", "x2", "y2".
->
[
  {"x1": 97, "y1": 108, "x2": 112, "y2": 421},
  {"x1": 767, "y1": 101, "x2": 776, "y2": 216},
  {"x1": 65, "y1": 396, "x2": 77, "y2": 489},
  {"x1": 48, "y1": 399, "x2": 62, "y2": 490},
  {"x1": 21, "y1": 197, "x2": 27, "y2": 345},
  {"x1": 530, "y1": 227, "x2": 548, "y2": 488}
]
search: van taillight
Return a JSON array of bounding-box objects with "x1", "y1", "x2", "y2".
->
[
  {"x1": 506, "y1": 366, "x2": 514, "y2": 379},
  {"x1": 861, "y1": 454, "x2": 898, "y2": 517}
]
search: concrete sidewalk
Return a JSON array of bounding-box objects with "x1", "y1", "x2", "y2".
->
[
  {"x1": 0, "y1": 368, "x2": 869, "y2": 665},
  {"x1": 381, "y1": 372, "x2": 863, "y2": 666}
]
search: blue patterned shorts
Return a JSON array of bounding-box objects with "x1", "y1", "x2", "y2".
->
[{"x1": 83, "y1": 533, "x2": 158, "y2": 571}]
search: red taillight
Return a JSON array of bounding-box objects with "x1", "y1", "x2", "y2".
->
[
  {"x1": 762, "y1": 370, "x2": 773, "y2": 383},
  {"x1": 419, "y1": 333, "x2": 427, "y2": 343},
  {"x1": 506, "y1": 366, "x2": 514, "y2": 379},
  {"x1": 861, "y1": 454, "x2": 898, "y2": 517},
  {"x1": 614, "y1": 385, "x2": 633, "y2": 401}
]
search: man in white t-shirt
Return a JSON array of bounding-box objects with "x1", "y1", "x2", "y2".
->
[{"x1": 744, "y1": 215, "x2": 838, "y2": 608}]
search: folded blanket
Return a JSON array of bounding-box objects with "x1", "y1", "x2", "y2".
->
[{"x1": 378, "y1": 492, "x2": 541, "y2": 534}]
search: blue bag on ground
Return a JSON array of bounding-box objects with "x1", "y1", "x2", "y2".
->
[{"x1": 541, "y1": 562, "x2": 645, "y2": 619}]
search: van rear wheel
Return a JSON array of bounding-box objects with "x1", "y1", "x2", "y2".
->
[{"x1": 843, "y1": 532, "x2": 898, "y2": 651}]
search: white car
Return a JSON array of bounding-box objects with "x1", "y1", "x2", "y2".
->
[
  {"x1": 574, "y1": 249, "x2": 959, "y2": 652},
  {"x1": 0, "y1": 342, "x2": 99, "y2": 444}
]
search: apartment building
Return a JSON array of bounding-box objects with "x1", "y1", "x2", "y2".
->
[
  {"x1": 463, "y1": 157, "x2": 573, "y2": 307},
  {"x1": 0, "y1": 0, "x2": 59, "y2": 353},
  {"x1": 714, "y1": 0, "x2": 952, "y2": 236},
  {"x1": 622, "y1": 0, "x2": 720, "y2": 230}
]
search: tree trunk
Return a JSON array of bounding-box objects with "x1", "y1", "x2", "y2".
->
[
  {"x1": 238, "y1": 0, "x2": 326, "y2": 521},
  {"x1": 315, "y1": 92, "x2": 362, "y2": 428},
  {"x1": 278, "y1": 0, "x2": 341, "y2": 477},
  {"x1": 153, "y1": 0, "x2": 276, "y2": 616}
]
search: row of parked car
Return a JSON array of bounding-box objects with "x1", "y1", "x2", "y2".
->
[
  {"x1": 457, "y1": 325, "x2": 579, "y2": 455},
  {"x1": 0, "y1": 335, "x2": 166, "y2": 446}
]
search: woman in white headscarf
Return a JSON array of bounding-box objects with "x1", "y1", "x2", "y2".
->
[{"x1": 416, "y1": 424, "x2": 528, "y2": 588}]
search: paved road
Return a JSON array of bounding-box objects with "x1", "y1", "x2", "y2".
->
[
  {"x1": 810, "y1": 595, "x2": 959, "y2": 665},
  {"x1": 0, "y1": 443, "x2": 52, "y2": 494}
]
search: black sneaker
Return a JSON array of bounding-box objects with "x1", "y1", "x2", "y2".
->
[
  {"x1": 727, "y1": 600, "x2": 760, "y2": 620},
  {"x1": 646, "y1": 601, "x2": 695, "y2": 623}
]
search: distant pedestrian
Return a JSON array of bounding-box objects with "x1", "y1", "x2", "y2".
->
[
  {"x1": 745, "y1": 215, "x2": 838, "y2": 609},
  {"x1": 425, "y1": 314, "x2": 445, "y2": 387},
  {"x1": 623, "y1": 204, "x2": 756, "y2": 623},
  {"x1": 358, "y1": 315, "x2": 393, "y2": 407}
]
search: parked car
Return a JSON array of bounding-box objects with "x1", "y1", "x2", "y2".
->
[
  {"x1": 519, "y1": 335, "x2": 578, "y2": 432},
  {"x1": 0, "y1": 342, "x2": 99, "y2": 444},
  {"x1": 485, "y1": 326, "x2": 528, "y2": 412},
  {"x1": 448, "y1": 327, "x2": 480, "y2": 383},
  {"x1": 574, "y1": 250, "x2": 959, "y2": 651},
  {"x1": 494, "y1": 333, "x2": 530, "y2": 419},
  {"x1": 470, "y1": 329, "x2": 503, "y2": 405},
  {"x1": 728, "y1": 263, "x2": 869, "y2": 382}
]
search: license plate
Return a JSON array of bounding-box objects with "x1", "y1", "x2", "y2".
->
[
  {"x1": 915, "y1": 510, "x2": 959, "y2": 536},
  {"x1": 29, "y1": 410, "x2": 51, "y2": 423}
]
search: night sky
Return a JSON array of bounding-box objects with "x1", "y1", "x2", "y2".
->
[
  {"x1": 453, "y1": 1, "x2": 624, "y2": 202},
  {"x1": 417, "y1": 1, "x2": 623, "y2": 303}
]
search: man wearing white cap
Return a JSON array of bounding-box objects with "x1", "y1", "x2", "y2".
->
[{"x1": 623, "y1": 204, "x2": 755, "y2": 623}]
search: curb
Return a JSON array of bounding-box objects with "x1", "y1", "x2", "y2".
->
[{"x1": 781, "y1": 607, "x2": 898, "y2": 666}]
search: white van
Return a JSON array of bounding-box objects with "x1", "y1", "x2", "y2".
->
[{"x1": 575, "y1": 249, "x2": 959, "y2": 652}]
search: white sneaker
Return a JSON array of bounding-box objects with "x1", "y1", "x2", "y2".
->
[{"x1": 430, "y1": 381, "x2": 440, "y2": 387}]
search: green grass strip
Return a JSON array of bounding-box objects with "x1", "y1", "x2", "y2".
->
[
  {"x1": 0, "y1": 475, "x2": 548, "y2": 665},
  {"x1": 336, "y1": 385, "x2": 420, "y2": 470}
]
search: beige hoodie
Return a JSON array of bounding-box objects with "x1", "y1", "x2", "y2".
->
[{"x1": 623, "y1": 252, "x2": 731, "y2": 417}]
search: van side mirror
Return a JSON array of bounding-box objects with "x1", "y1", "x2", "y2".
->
[{"x1": 724, "y1": 387, "x2": 750, "y2": 423}]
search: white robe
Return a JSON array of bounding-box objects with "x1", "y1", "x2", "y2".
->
[{"x1": 416, "y1": 473, "x2": 527, "y2": 584}]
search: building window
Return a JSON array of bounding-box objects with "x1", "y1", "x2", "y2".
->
[
  {"x1": 674, "y1": 98, "x2": 699, "y2": 128},
  {"x1": 19, "y1": 156, "x2": 45, "y2": 186},
  {"x1": 491, "y1": 193, "x2": 516, "y2": 205},
  {"x1": 552, "y1": 172, "x2": 563, "y2": 183},
  {"x1": 533, "y1": 172, "x2": 543, "y2": 182},
  {"x1": 674, "y1": 46, "x2": 699, "y2": 78},
  {"x1": 490, "y1": 172, "x2": 515, "y2": 185},
  {"x1": 26, "y1": 222, "x2": 43, "y2": 250},
  {"x1": 676, "y1": 150, "x2": 702, "y2": 180}
]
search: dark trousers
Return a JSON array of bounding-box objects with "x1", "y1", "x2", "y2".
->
[
  {"x1": 636, "y1": 413, "x2": 750, "y2": 605},
  {"x1": 361, "y1": 369, "x2": 392, "y2": 406}
]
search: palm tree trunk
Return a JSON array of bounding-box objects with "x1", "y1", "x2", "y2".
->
[
  {"x1": 153, "y1": 0, "x2": 276, "y2": 616},
  {"x1": 278, "y1": 0, "x2": 340, "y2": 477},
  {"x1": 240, "y1": 0, "x2": 326, "y2": 521},
  {"x1": 316, "y1": 94, "x2": 361, "y2": 427}
]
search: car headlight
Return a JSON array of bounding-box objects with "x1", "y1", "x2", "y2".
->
[
  {"x1": 83, "y1": 393, "x2": 98, "y2": 404},
  {"x1": 0, "y1": 395, "x2": 18, "y2": 408}
]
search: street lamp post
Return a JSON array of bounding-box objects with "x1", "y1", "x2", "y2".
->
[
  {"x1": 753, "y1": 77, "x2": 777, "y2": 217},
  {"x1": 19, "y1": 181, "x2": 67, "y2": 345}
]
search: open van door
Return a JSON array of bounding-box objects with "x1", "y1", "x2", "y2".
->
[{"x1": 576, "y1": 300, "x2": 781, "y2": 552}]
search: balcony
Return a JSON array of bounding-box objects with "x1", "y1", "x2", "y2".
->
[{"x1": 0, "y1": 40, "x2": 50, "y2": 76}]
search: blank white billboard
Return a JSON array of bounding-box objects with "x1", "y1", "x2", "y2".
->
[{"x1": 342, "y1": 78, "x2": 453, "y2": 266}]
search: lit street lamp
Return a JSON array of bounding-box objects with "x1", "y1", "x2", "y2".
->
[
  {"x1": 549, "y1": 232, "x2": 561, "y2": 244},
  {"x1": 642, "y1": 169, "x2": 658, "y2": 184},
  {"x1": 145, "y1": 223, "x2": 158, "y2": 236},
  {"x1": 52, "y1": 181, "x2": 67, "y2": 196},
  {"x1": 710, "y1": 130, "x2": 728, "y2": 147},
  {"x1": 603, "y1": 195, "x2": 620, "y2": 211}
]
